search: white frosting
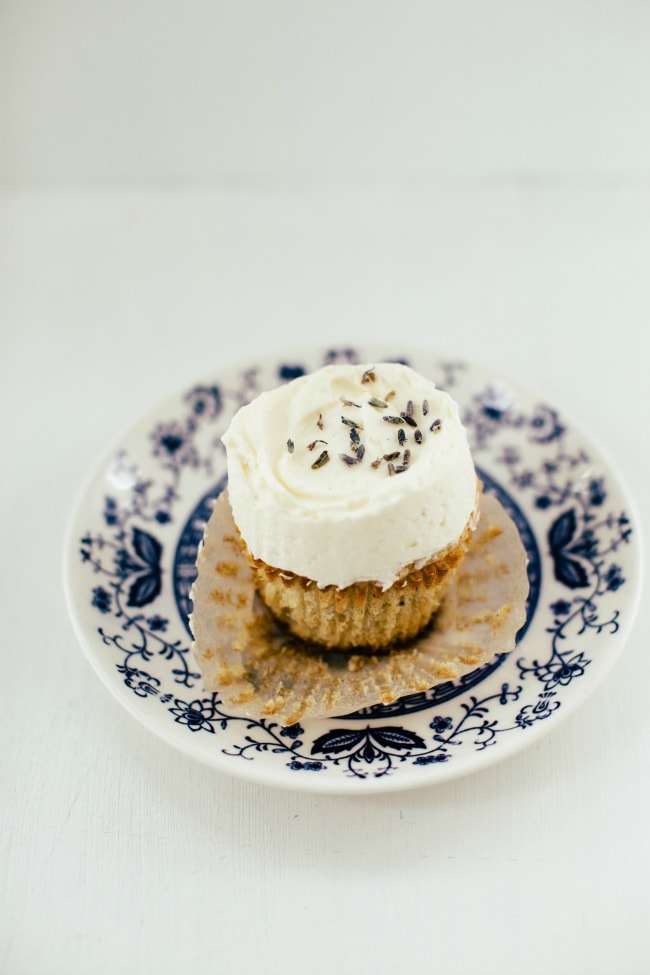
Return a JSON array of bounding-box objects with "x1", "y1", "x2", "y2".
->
[{"x1": 222, "y1": 362, "x2": 477, "y2": 590}]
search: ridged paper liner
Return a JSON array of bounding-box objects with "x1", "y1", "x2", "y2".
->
[
  {"x1": 247, "y1": 517, "x2": 475, "y2": 650},
  {"x1": 190, "y1": 492, "x2": 529, "y2": 726}
]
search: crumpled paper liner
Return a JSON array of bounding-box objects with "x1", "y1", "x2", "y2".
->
[{"x1": 190, "y1": 491, "x2": 529, "y2": 726}]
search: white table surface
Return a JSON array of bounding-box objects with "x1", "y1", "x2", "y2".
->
[{"x1": 2, "y1": 4, "x2": 650, "y2": 975}]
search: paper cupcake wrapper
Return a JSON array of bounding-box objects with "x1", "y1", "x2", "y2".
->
[
  {"x1": 190, "y1": 492, "x2": 529, "y2": 726},
  {"x1": 247, "y1": 518, "x2": 474, "y2": 649}
]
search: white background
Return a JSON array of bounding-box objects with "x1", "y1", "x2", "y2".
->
[{"x1": 1, "y1": 2, "x2": 649, "y2": 973}]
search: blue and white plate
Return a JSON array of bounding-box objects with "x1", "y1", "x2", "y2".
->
[{"x1": 64, "y1": 347, "x2": 642, "y2": 794}]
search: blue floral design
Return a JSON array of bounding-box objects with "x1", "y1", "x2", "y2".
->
[
  {"x1": 151, "y1": 420, "x2": 205, "y2": 473},
  {"x1": 278, "y1": 364, "x2": 306, "y2": 382},
  {"x1": 430, "y1": 715, "x2": 453, "y2": 734},
  {"x1": 92, "y1": 586, "x2": 112, "y2": 614},
  {"x1": 185, "y1": 384, "x2": 223, "y2": 419},
  {"x1": 605, "y1": 564, "x2": 624, "y2": 592},
  {"x1": 323, "y1": 348, "x2": 359, "y2": 364},
  {"x1": 280, "y1": 723, "x2": 304, "y2": 740},
  {"x1": 147, "y1": 615, "x2": 168, "y2": 632},
  {"x1": 287, "y1": 760, "x2": 325, "y2": 772},
  {"x1": 588, "y1": 478, "x2": 606, "y2": 507},
  {"x1": 413, "y1": 753, "x2": 450, "y2": 766},
  {"x1": 169, "y1": 698, "x2": 218, "y2": 733},
  {"x1": 116, "y1": 664, "x2": 161, "y2": 698},
  {"x1": 103, "y1": 497, "x2": 119, "y2": 527},
  {"x1": 78, "y1": 371, "x2": 238, "y2": 690}
]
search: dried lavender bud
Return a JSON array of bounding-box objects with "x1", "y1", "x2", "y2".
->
[
  {"x1": 339, "y1": 453, "x2": 357, "y2": 466},
  {"x1": 406, "y1": 399, "x2": 414, "y2": 416},
  {"x1": 356, "y1": 443, "x2": 365, "y2": 461},
  {"x1": 307, "y1": 439, "x2": 328, "y2": 451},
  {"x1": 349, "y1": 427, "x2": 361, "y2": 445},
  {"x1": 383, "y1": 451, "x2": 400, "y2": 461},
  {"x1": 368, "y1": 397, "x2": 388, "y2": 409},
  {"x1": 430, "y1": 419, "x2": 442, "y2": 433},
  {"x1": 400, "y1": 412, "x2": 418, "y2": 427},
  {"x1": 397, "y1": 427, "x2": 406, "y2": 446},
  {"x1": 361, "y1": 367, "x2": 376, "y2": 384},
  {"x1": 341, "y1": 416, "x2": 363, "y2": 429},
  {"x1": 385, "y1": 390, "x2": 396, "y2": 401},
  {"x1": 387, "y1": 462, "x2": 396, "y2": 476},
  {"x1": 403, "y1": 449, "x2": 411, "y2": 467},
  {"x1": 371, "y1": 458, "x2": 382, "y2": 469},
  {"x1": 311, "y1": 450, "x2": 329, "y2": 469},
  {"x1": 422, "y1": 399, "x2": 429, "y2": 416},
  {"x1": 287, "y1": 439, "x2": 294, "y2": 453},
  {"x1": 383, "y1": 415, "x2": 403, "y2": 424},
  {"x1": 414, "y1": 429, "x2": 423, "y2": 444},
  {"x1": 317, "y1": 413, "x2": 324, "y2": 430},
  {"x1": 341, "y1": 396, "x2": 361, "y2": 408}
]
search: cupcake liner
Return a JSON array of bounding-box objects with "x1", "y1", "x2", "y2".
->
[
  {"x1": 247, "y1": 518, "x2": 475, "y2": 649},
  {"x1": 190, "y1": 491, "x2": 529, "y2": 726}
]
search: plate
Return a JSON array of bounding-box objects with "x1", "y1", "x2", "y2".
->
[{"x1": 64, "y1": 346, "x2": 642, "y2": 794}]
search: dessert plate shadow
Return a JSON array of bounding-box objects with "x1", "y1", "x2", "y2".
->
[{"x1": 64, "y1": 346, "x2": 642, "y2": 794}]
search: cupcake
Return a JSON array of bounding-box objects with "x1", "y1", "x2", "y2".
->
[{"x1": 221, "y1": 362, "x2": 480, "y2": 649}]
